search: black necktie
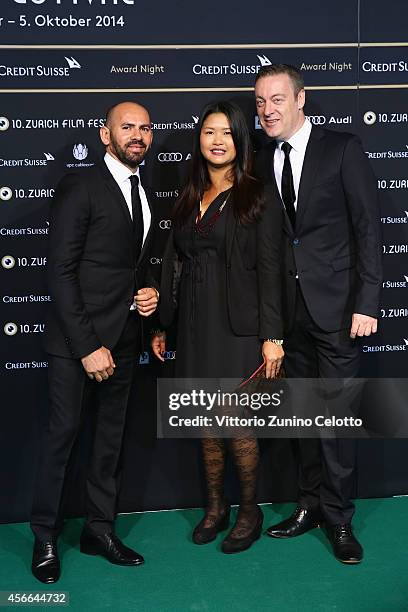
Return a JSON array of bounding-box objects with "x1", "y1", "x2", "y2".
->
[
  {"x1": 281, "y1": 141, "x2": 296, "y2": 229},
  {"x1": 129, "y1": 174, "x2": 144, "y2": 258}
]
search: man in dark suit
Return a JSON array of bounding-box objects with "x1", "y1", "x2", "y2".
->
[
  {"x1": 31, "y1": 102, "x2": 159, "y2": 583},
  {"x1": 254, "y1": 65, "x2": 382, "y2": 563}
]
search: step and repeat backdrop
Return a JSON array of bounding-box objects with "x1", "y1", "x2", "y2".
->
[{"x1": 1, "y1": 0, "x2": 407, "y2": 522}]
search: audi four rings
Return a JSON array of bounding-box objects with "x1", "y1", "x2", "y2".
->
[
  {"x1": 307, "y1": 116, "x2": 326, "y2": 124},
  {"x1": 157, "y1": 152, "x2": 183, "y2": 162}
]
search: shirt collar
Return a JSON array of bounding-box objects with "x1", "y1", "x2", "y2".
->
[
  {"x1": 279, "y1": 117, "x2": 312, "y2": 154},
  {"x1": 104, "y1": 152, "x2": 140, "y2": 185}
]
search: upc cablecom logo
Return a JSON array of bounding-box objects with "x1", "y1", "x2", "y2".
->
[
  {"x1": 0, "y1": 57, "x2": 82, "y2": 79},
  {"x1": 73, "y1": 144, "x2": 88, "y2": 161}
]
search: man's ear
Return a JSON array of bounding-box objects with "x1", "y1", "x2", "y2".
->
[
  {"x1": 297, "y1": 88, "x2": 306, "y2": 111},
  {"x1": 100, "y1": 125, "x2": 110, "y2": 146}
]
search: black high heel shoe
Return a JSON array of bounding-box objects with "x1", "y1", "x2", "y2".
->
[
  {"x1": 221, "y1": 505, "x2": 263, "y2": 554},
  {"x1": 192, "y1": 505, "x2": 231, "y2": 545}
]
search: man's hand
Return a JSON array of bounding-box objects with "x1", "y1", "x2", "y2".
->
[
  {"x1": 262, "y1": 341, "x2": 284, "y2": 378},
  {"x1": 350, "y1": 313, "x2": 378, "y2": 339},
  {"x1": 135, "y1": 287, "x2": 159, "y2": 317},
  {"x1": 81, "y1": 346, "x2": 116, "y2": 382},
  {"x1": 151, "y1": 331, "x2": 166, "y2": 362}
]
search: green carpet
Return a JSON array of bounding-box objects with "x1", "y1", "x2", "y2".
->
[{"x1": 0, "y1": 498, "x2": 406, "y2": 611}]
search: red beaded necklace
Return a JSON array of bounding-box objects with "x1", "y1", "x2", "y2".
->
[{"x1": 195, "y1": 191, "x2": 231, "y2": 238}]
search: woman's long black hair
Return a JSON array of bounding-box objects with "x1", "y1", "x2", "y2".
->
[{"x1": 173, "y1": 101, "x2": 264, "y2": 225}]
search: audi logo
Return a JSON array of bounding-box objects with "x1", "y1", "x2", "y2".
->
[
  {"x1": 164, "y1": 350, "x2": 176, "y2": 360},
  {"x1": 307, "y1": 115, "x2": 326, "y2": 125},
  {"x1": 158, "y1": 152, "x2": 183, "y2": 162},
  {"x1": 150, "y1": 257, "x2": 163, "y2": 264},
  {"x1": 159, "y1": 220, "x2": 172, "y2": 230}
]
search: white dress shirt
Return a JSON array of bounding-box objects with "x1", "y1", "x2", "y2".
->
[
  {"x1": 104, "y1": 152, "x2": 151, "y2": 244},
  {"x1": 274, "y1": 118, "x2": 312, "y2": 211}
]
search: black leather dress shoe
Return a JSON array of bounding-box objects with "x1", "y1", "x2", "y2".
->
[
  {"x1": 192, "y1": 506, "x2": 231, "y2": 544},
  {"x1": 221, "y1": 506, "x2": 263, "y2": 554},
  {"x1": 80, "y1": 530, "x2": 144, "y2": 566},
  {"x1": 266, "y1": 506, "x2": 322, "y2": 538},
  {"x1": 326, "y1": 523, "x2": 363, "y2": 564},
  {"x1": 32, "y1": 538, "x2": 60, "y2": 584}
]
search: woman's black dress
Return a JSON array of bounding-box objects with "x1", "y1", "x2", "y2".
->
[{"x1": 173, "y1": 190, "x2": 262, "y2": 379}]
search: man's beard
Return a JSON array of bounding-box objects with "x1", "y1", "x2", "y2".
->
[{"x1": 111, "y1": 138, "x2": 147, "y2": 168}]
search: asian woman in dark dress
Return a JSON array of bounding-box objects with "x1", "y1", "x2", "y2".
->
[{"x1": 152, "y1": 101, "x2": 284, "y2": 553}]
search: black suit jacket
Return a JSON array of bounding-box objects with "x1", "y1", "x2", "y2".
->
[
  {"x1": 159, "y1": 186, "x2": 284, "y2": 340},
  {"x1": 255, "y1": 126, "x2": 382, "y2": 333},
  {"x1": 44, "y1": 161, "x2": 156, "y2": 359}
]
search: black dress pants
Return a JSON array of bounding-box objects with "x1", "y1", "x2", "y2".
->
[
  {"x1": 284, "y1": 284, "x2": 360, "y2": 525},
  {"x1": 31, "y1": 312, "x2": 139, "y2": 540}
]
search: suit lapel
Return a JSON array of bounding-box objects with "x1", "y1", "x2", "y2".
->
[
  {"x1": 258, "y1": 141, "x2": 293, "y2": 235},
  {"x1": 225, "y1": 194, "x2": 238, "y2": 267},
  {"x1": 137, "y1": 184, "x2": 154, "y2": 264},
  {"x1": 260, "y1": 141, "x2": 276, "y2": 184},
  {"x1": 295, "y1": 125, "x2": 325, "y2": 230},
  {"x1": 100, "y1": 161, "x2": 133, "y2": 230}
]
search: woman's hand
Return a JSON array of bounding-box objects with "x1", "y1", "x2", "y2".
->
[
  {"x1": 262, "y1": 341, "x2": 284, "y2": 378},
  {"x1": 135, "y1": 287, "x2": 159, "y2": 317},
  {"x1": 151, "y1": 331, "x2": 166, "y2": 362}
]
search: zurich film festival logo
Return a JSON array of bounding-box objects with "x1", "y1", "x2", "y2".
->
[
  {"x1": 1, "y1": 255, "x2": 16, "y2": 269},
  {"x1": 193, "y1": 53, "x2": 273, "y2": 76},
  {"x1": 380, "y1": 307, "x2": 408, "y2": 320},
  {"x1": 0, "y1": 56, "x2": 82, "y2": 79},
  {"x1": 0, "y1": 116, "x2": 10, "y2": 131},
  {"x1": 0, "y1": 187, "x2": 13, "y2": 201},
  {"x1": 4, "y1": 322, "x2": 18, "y2": 336},
  {"x1": 364, "y1": 111, "x2": 377, "y2": 126},
  {"x1": 364, "y1": 111, "x2": 408, "y2": 126},
  {"x1": 383, "y1": 243, "x2": 408, "y2": 255}
]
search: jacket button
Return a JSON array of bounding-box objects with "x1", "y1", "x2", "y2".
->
[{"x1": 293, "y1": 238, "x2": 300, "y2": 245}]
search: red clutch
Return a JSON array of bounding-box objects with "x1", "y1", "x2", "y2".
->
[{"x1": 238, "y1": 361, "x2": 285, "y2": 391}]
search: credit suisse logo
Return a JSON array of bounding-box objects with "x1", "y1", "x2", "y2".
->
[{"x1": 0, "y1": 56, "x2": 82, "y2": 79}]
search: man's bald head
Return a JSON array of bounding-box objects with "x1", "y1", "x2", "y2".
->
[
  {"x1": 104, "y1": 101, "x2": 150, "y2": 128},
  {"x1": 100, "y1": 101, "x2": 153, "y2": 170}
]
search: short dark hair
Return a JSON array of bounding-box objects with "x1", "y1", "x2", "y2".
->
[{"x1": 255, "y1": 63, "x2": 304, "y2": 96}]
